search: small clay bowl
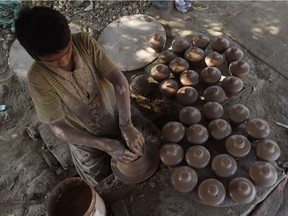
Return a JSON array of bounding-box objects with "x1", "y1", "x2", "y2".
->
[
  {"x1": 227, "y1": 104, "x2": 250, "y2": 125},
  {"x1": 211, "y1": 36, "x2": 230, "y2": 53},
  {"x1": 171, "y1": 166, "x2": 198, "y2": 193},
  {"x1": 162, "y1": 121, "x2": 185, "y2": 143},
  {"x1": 203, "y1": 101, "x2": 224, "y2": 120},
  {"x1": 179, "y1": 70, "x2": 199, "y2": 87},
  {"x1": 184, "y1": 46, "x2": 205, "y2": 65},
  {"x1": 208, "y1": 119, "x2": 232, "y2": 140},
  {"x1": 150, "y1": 64, "x2": 170, "y2": 82},
  {"x1": 179, "y1": 106, "x2": 201, "y2": 126},
  {"x1": 245, "y1": 118, "x2": 271, "y2": 140},
  {"x1": 148, "y1": 33, "x2": 166, "y2": 53},
  {"x1": 130, "y1": 75, "x2": 152, "y2": 97},
  {"x1": 172, "y1": 38, "x2": 190, "y2": 55},
  {"x1": 200, "y1": 67, "x2": 222, "y2": 85},
  {"x1": 169, "y1": 57, "x2": 190, "y2": 76},
  {"x1": 176, "y1": 86, "x2": 199, "y2": 105},
  {"x1": 224, "y1": 47, "x2": 244, "y2": 65},
  {"x1": 205, "y1": 52, "x2": 224, "y2": 68},
  {"x1": 198, "y1": 178, "x2": 226, "y2": 206},
  {"x1": 158, "y1": 50, "x2": 177, "y2": 64},
  {"x1": 186, "y1": 145, "x2": 211, "y2": 169},
  {"x1": 212, "y1": 154, "x2": 237, "y2": 177},
  {"x1": 203, "y1": 85, "x2": 225, "y2": 103},
  {"x1": 186, "y1": 124, "x2": 209, "y2": 145},
  {"x1": 159, "y1": 79, "x2": 180, "y2": 97},
  {"x1": 192, "y1": 33, "x2": 210, "y2": 50},
  {"x1": 256, "y1": 139, "x2": 281, "y2": 162},
  {"x1": 249, "y1": 161, "x2": 278, "y2": 187},
  {"x1": 225, "y1": 135, "x2": 251, "y2": 158},
  {"x1": 222, "y1": 76, "x2": 244, "y2": 97},
  {"x1": 229, "y1": 60, "x2": 250, "y2": 80},
  {"x1": 229, "y1": 177, "x2": 256, "y2": 204},
  {"x1": 160, "y1": 143, "x2": 184, "y2": 167}
]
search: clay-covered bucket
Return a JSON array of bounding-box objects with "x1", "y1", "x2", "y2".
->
[{"x1": 46, "y1": 177, "x2": 106, "y2": 216}]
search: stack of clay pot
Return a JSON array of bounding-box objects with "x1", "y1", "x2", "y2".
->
[{"x1": 154, "y1": 32, "x2": 280, "y2": 207}]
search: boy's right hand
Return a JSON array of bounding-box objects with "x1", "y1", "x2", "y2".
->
[{"x1": 106, "y1": 140, "x2": 138, "y2": 163}]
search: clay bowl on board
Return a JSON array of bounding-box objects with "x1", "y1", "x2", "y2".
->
[
  {"x1": 186, "y1": 145, "x2": 211, "y2": 169},
  {"x1": 229, "y1": 177, "x2": 256, "y2": 204},
  {"x1": 222, "y1": 76, "x2": 244, "y2": 97},
  {"x1": 205, "y1": 52, "x2": 224, "y2": 68},
  {"x1": 130, "y1": 75, "x2": 152, "y2": 97},
  {"x1": 203, "y1": 85, "x2": 226, "y2": 103},
  {"x1": 229, "y1": 60, "x2": 250, "y2": 80},
  {"x1": 158, "y1": 50, "x2": 177, "y2": 64},
  {"x1": 160, "y1": 143, "x2": 184, "y2": 167},
  {"x1": 208, "y1": 119, "x2": 232, "y2": 140},
  {"x1": 169, "y1": 57, "x2": 190, "y2": 76},
  {"x1": 184, "y1": 46, "x2": 205, "y2": 65},
  {"x1": 162, "y1": 121, "x2": 186, "y2": 143},
  {"x1": 150, "y1": 64, "x2": 170, "y2": 82},
  {"x1": 198, "y1": 178, "x2": 226, "y2": 206},
  {"x1": 249, "y1": 161, "x2": 278, "y2": 187},
  {"x1": 211, "y1": 35, "x2": 230, "y2": 53},
  {"x1": 192, "y1": 33, "x2": 210, "y2": 50},
  {"x1": 179, "y1": 70, "x2": 199, "y2": 87},
  {"x1": 224, "y1": 47, "x2": 244, "y2": 65},
  {"x1": 159, "y1": 79, "x2": 180, "y2": 98},
  {"x1": 171, "y1": 166, "x2": 198, "y2": 193},
  {"x1": 203, "y1": 101, "x2": 224, "y2": 120},
  {"x1": 211, "y1": 154, "x2": 237, "y2": 178},
  {"x1": 186, "y1": 124, "x2": 209, "y2": 145},
  {"x1": 227, "y1": 104, "x2": 250, "y2": 125},
  {"x1": 176, "y1": 86, "x2": 199, "y2": 106},
  {"x1": 245, "y1": 118, "x2": 271, "y2": 140},
  {"x1": 256, "y1": 139, "x2": 281, "y2": 162},
  {"x1": 148, "y1": 33, "x2": 166, "y2": 53},
  {"x1": 200, "y1": 67, "x2": 222, "y2": 86},
  {"x1": 179, "y1": 106, "x2": 201, "y2": 126},
  {"x1": 225, "y1": 134, "x2": 251, "y2": 158},
  {"x1": 172, "y1": 38, "x2": 190, "y2": 56}
]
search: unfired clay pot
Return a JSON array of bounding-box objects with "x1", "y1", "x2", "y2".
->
[
  {"x1": 229, "y1": 177, "x2": 256, "y2": 204},
  {"x1": 245, "y1": 118, "x2": 271, "y2": 139},
  {"x1": 169, "y1": 57, "x2": 190, "y2": 76},
  {"x1": 172, "y1": 38, "x2": 190, "y2": 55},
  {"x1": 130, "y1": 75, "x2": 152, "y2": 97},
  {"x1": 192, "y1": 33, "x2": 210, "y2": 50},
  {"x1": 224, "y1": 47, "x2": 244, "y2": 65},
  {"x1": 179, "y1": 106, "x2": 201, "y2": 126},
  {"x1": 198, "y1": 178, "x2": 226, "y2": 206},
  {"x1": 179, "y1": 70, "x2": 199, "y2": 87},
  {"x1": 227, "y1": 104, "x2": 250, "y2": 124},
  {"x1": 200, "y1": 67, "x2": 222, "y2": 85},
  {"x1": 203, "y1": 101, "x2": 224, "y2": 120},
  {"x1": 150, "y1": 64, "x2": 170, "y2": 82},
  {"x1": 148, "y1": 33, "x2": 166, "y2": 53},
  {"x1": 211, "y1": 154, "x2": 237, "y2": 177},
  {"x1": 222, "y1": 76, "x2": 243, "y2": 97},
  {"x1": 211, "y1": 36, "x2": 230, "y2": 53},
  {"x1": 171, "y1": 166, "x2": 198, "y2": 193},
  {"x1": 208, "y1": 119, "x2": 232, "y2": 140},
  {"x1": 205, "y1": 52, "x2": 224, "y2": 68},
  {"x1": 225, "y1": 135, "x2": 251, "y2": 158},
  {"x1": 158, "y1": 50, "x2": 177, "y2": 64},
  {"x1": 176, "y1": 86, "x2": 198, "y2": 105},
  {"x1": 203, "y1": 85, "x2": 226, "y2": 103},
  {"x1": 186, "y1": 145, "x2": 211, "y2": 169},
  {"x1": 162, "y1": 121, "x2": 185, "y2": 143},
  {"x1": 159, "y1": 79, "x2": 180, "y2": 97},
  {"x1": 256, "y1": 139, "x2": 281, "y2": 162},
  {"x1": 184, "y1": 46, "x2": 205, "y2": 65},
  {"x1": 186, "y1": 124, "x2": 209, "y2": 145},
  {"x1": 160, "y1": 143, "x2": 184, "y2": 167},
  {"x1": 229, "y1": 60, "x2": 250, "y2": 80},
  {"x1": 249, "y1": 161, "x2": 278, "y2": 187}
]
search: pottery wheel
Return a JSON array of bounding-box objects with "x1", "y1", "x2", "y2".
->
[{"x1": 98, "y1": 14, "x2": 166, "y2": 72}]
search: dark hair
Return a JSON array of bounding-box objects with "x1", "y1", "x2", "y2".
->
[{"x1": 15, "y1": 6, "x2": 71, "y2": 60}]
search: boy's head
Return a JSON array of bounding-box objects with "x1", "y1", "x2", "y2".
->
[{"x1": 15, "y1": 6, "x2": 71, "y2": 60}]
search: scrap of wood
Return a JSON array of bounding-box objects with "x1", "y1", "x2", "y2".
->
[{"x1": 275, "y1": 121, "x2": 288, "y2": 129}]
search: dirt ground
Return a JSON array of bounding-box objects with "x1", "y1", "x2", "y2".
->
[{"x1": 1, "y1": 1, "x2": 288, "y2": 216}]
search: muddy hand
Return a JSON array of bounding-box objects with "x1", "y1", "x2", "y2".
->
[{"x1": 106, "y1": 140, "x2": 138, "y2": 163}]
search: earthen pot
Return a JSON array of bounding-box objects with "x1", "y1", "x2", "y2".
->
[
  {"x1": 227, "y1": 104, "x2": 250, "y2": 125},
  {"x1": 200, "y1": 67, "x2": 222, "y2": 85},
  {"x1": 162, "y1": 121, "x2": 185, "y2": 143},
  {"x1": 158, "y1": 50, "x2": 177, "y2": 64},
  {"x1": 179, "y1": 70, "x2": 199, "y2": 87},
  {"x1": 203, "y1": 85, "x2": 226, "y2": 103},
  {"x1": 203, "y1": 101, "x2": 224, "y2": 120},
  {"x1": 159, "y1": 79, "x2": 180, "y2": 97},
  {"x1": 179, "y1": 106, "x2": 201, "y2": 126},
  {"x1": 205, "y1": 52, "x2": 224, "y2": 68},
  {"x1": 176, "y1": 86, "x2": 198, "y2": 105},
  {"x1": 186, "y1": 124, "x2": 209, "y2": 145},
  {"x1": 229, "y1": 177, "x2": 256, "y2": 204},
  {"x1": 150, "y1": 64, "x2": 170, "y2": 82},
  {"x1": 224, "y1": 47, "x2": 244, "y2": 65},
  {"x1": 184, "y1": 46, "x2": 205, "y2": 65},
  {"x1": 130, "y1": 75, "x2": 152, "y2": 97},
  {"x1": 245, "y1": 118, "x2": 271, "y2": 140},
  {"x1": 229, "y1": 60, "x2": 250, "y2": 80},
  {"x1": 212, "y1": 154, "x2": 237, "y2": 177},
  {"x1": 249, "y1": 161, "x2": 278, "y2": 187},
  {"x1": 225, "y1": 135, "x2": 251, "y2": 158},
  {"x1": 198, "y1": 178, "x2": 226, "y2": 206},
  {"x1": 169, "y1": 57, "x2": 190, "y2": 76},
  {"x1": 211, "y1": 36, "x2": 230, "y2": 53},
  {"x1": 172, "y1": 38, "x2": 190, "y2": 55},
  {"x1": 208, "y1": 119, "x2": 232, "y2": 140},
  {"x1": 186, "y1": 145, "x2": 211, "y2": 169},
  {"x1": 222, "y1": 76, "x2": 243, "y2": 97},
  {"x1": 192, "y1": 33, "x2": 210, "y2": 50},
  {"x1": 148, "y1": 33, "x2": 166, "y2": 53},
  {"x1": 171, "y1": 166, "x2": 198, "y2": 193},
  {"x1": 256, "y1": 139, "x2": 281, "y2": 162},
  {"x1": 160, "y1": 143, "x2": 184, "y2": 167}
]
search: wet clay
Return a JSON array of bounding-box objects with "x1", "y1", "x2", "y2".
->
[
  {"x1": 203, "y1": 85, "x2": 225, "y2": 103},
  {"x1": 229, "y1": 177, "x2": 256, "y2": 204},
  {"x1": 179, "y1": 70, "x2": 199, "y2": 87},
  {"x1": 192, "y1": 33, "x2": 210, "y2": 50}
]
